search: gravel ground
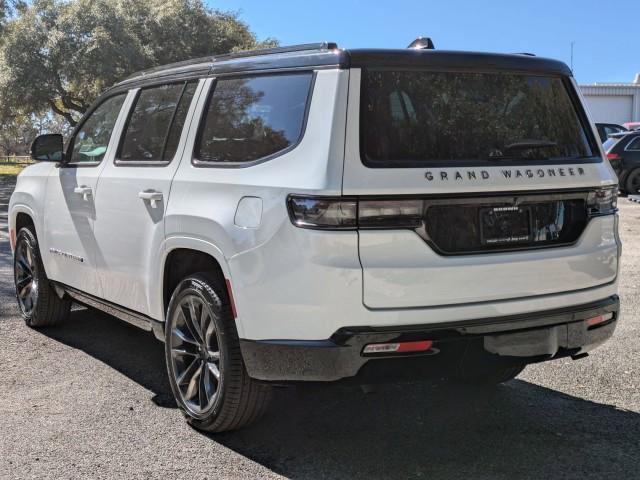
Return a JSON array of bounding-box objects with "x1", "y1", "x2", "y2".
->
[{"x1": 0, "y1": 174, "x2": 638, "y2": 480}]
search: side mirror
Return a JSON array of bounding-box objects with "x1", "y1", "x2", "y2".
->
[{"x1": 31, "y1": 134, "x2": 64, "y2": 162}]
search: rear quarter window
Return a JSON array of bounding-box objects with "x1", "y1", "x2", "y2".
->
[
  {"x1": 361, "y1": 70, "x2": 596, "y2": 167},
  {"x1": 194, "y1": 72, "x2": 313, "y2": 165}
]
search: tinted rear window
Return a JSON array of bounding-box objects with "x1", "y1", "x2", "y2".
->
[{"x1": 361, "y1": 70, "x2": 595, "y2": 167}]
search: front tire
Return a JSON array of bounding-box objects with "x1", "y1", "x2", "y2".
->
[
  {"x1": 165, "y1": 273, "x2": 271, "y2": 432},
  {"x1": 13, "y1": 227, "x2": 71, "y2": 327}
]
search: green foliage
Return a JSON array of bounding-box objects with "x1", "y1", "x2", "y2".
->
[{"x1": 0, "y1": 0, "x2": 276, "y2": 127}]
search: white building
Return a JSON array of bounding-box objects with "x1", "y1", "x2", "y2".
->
[{"x1": 580, "y1": 74, "x2": 640, "y2": 125}]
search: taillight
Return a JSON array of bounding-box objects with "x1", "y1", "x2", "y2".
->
[
  {"x1": 606, "y1": 153, "x2": 620, "y2": 161},
  {"x1": 287, "y1": 196, "x2": 357, "y2": 229},
  {"x1": 289, "y1": 189, "x2": 618, "y2": 230},
  {"x1": 587, "y1": 187, "x2": 618, "y2": 216},
  {"x1": 287, "y1": 196, "x2": 426, "y2": 230},
  {"x1": 358, "y1": 199, "x2": 423, "y2": 228}
]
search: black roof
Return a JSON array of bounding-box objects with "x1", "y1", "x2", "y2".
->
[{"x1": 113, "y1": 42, "x2": 573, "y2": 91}]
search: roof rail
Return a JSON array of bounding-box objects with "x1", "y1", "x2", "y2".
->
[
  {"x1": 214, "y1": 42, "x2": 339, "y2": 61},
  {"x1": 121, "y1": 42, "x2": 338, "y2": 83}
]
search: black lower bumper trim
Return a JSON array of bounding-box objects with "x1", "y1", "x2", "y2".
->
[{"x1": 240, "y1": 295, "x2": 619, "y2": 382}]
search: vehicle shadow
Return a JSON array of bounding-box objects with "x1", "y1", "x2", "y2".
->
[
  {"x1": 38, "y1": 308, "x2": 177, "y2": 408},
  {"x1": 37, "y1": 308, "x2": 640, "y2": 480}
]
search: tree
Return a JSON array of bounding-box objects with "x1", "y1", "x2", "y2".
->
[
  {"x1": 0, "y1": 112, "x2": 71, "y2": 156},
  {"x1": 0, "y1": 0, "x2": 276, "y2": 127}
]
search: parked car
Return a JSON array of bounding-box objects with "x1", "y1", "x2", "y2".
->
[
  {"x1": 604, "y1": 131, "x2": 640, "y2": 195},
  {"x1": 595, "y1": 122, "x2": 628, "y2": 142},
  {"x1": 9, "y1": 40, "x2": 620, "y2": 433},
  {"x1": 623, "y1": 122, "x2": 640, "y2": 131}
]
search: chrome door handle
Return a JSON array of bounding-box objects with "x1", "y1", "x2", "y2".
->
[
  {"x1": 73, "y1": 186, "x2": 92, "y2": 201},
  {"x1": 138, "y1": 190, "x2": 163, "y2": 208}
]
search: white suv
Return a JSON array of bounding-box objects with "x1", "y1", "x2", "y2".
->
[{"x1": 9, "y1": 41, "x2": 621, "y2": 432}]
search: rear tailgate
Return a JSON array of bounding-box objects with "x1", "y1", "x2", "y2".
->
[{"x1": 344, "y1": 66, "x2": 618, "y2": 310}]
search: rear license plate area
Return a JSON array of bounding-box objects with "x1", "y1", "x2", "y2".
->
[{"x1": 480, "y1": 206, "x2": 532, "y2": 246}]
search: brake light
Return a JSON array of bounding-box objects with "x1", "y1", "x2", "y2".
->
[
  {"x1": 358, "y1": 200, "x2": 423, "y2": 228},
  {"x1": 607, "y1": 153, "x2": 620, "y2": 161},
  {"x1": 287, "y1": 197, "x2": 357, "y2": 229},
  {"x1": 287, "y1": 196, "x2": 425, "y2": 230},
  {"x1": 289, "y1": 188, "x2": 618, "y2": 230},
  {"x1": 587, "y1": 187, "x2": 618, "y2": 216}
]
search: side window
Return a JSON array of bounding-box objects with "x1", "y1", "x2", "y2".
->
[
  {"x1": 163, "y1": 82, "x2": 198, "y2": 161},
  {"x1": 195, "y1": 73, "x2": 313, "y2": 164},
  {"x1": 68, "y1": 94, "x2": 126, "y2": 164},
  {"x1": 627, "y1": 137, "x2": 640, "y2": 151},
  {"x1": 118, "y1": 81, "x2": 197, "y2": 163}
]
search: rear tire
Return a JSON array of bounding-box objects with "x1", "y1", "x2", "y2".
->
[
  {"x1": 165, "y1": 272, "x2": 271, "y2": 433},
  {"x1": 13, "y1": 227, "x2": 71, "y2": 327},
  {"x1": 625, "y1": 168, "x2": 640, "y2": 195},
  {"x1": 455, "y1": 363, "x2": 526, "y2": 386}
]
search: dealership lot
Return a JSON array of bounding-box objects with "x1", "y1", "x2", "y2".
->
[{"x1": 0, "y1": 175, "x2": 638, "y2": 480}]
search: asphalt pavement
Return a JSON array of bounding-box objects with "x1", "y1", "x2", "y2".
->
[{"x1": 0, "y1": 174, "x2": 638, "y2": 480}]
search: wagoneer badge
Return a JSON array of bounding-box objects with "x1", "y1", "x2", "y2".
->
[
  {"x1": 425, "y1": 167, "x2": 586, "y2": 182},
  {"x1": 49, "y1": 248, "x2": 84, "y2": 263}
]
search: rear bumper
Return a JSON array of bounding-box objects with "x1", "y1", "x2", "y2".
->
[{"x1": 240, "y1": 295, "x2": 619, "y2": 382}]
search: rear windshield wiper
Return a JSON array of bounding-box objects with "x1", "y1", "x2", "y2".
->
[
  {"x1": 486, "y1": 139, "x2": 558, "y2": 159},
  {"x1": 503, "y1": 139, "x2": 558, "y2": 151}
]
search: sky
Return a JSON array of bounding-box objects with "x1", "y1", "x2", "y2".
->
[{"x1": 210, "y1": 0, "x2": 639, "y2": 85}]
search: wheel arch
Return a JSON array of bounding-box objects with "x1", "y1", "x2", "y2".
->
[
  {"x1": 154, "y1": 237, "x2": 240, "y2": 339},
  {"x1": 10, "y1": 205, "x2": 38, "y2": 253}
]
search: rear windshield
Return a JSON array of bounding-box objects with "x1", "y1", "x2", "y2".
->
[{"x1": 361, "y1": 70, "x2": 596, "y2": 167}]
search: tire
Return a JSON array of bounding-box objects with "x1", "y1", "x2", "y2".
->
[
  {"x1": 624, "y1": 168, "x2": 640, "y2": 196},
  {"x1": 13, "y1": 227, "x2": 71, "y2": 327},
  {"x1": 455, "y1": 363, "x2": 526, "y2": 386},
  {"x1": 165, "y1": 272, "x2": 271, "y2": 433}
]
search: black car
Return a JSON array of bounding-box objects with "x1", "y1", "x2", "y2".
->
[
  {"x1": 596, "y1": 123, "x2": 628, "y2": 143},
  {"x1": 604, "y1": 131, "x2": 640, "y2": 195}
]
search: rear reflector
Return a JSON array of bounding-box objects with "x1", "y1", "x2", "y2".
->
[
  {"x1": 9, "y1": 228, "x2": 16, "y2": 251},
  {"x1": 363, "y1": 340, "x2": 433, "y2": 355},
  {"x1": 586, "y1": 312, "x2": 614, "y2": 327},
  {"x1": 225, "y1": 279, "x2": 237, "y2": 318}
]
